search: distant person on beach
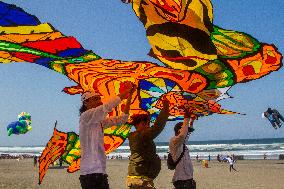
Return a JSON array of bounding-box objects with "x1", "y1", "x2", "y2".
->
[
  {"x1": 59, "y1": 156, "x2": 63, "y2": 167},
  {"x1": 227, "y1": 156, "x2": 238, "y2": 172},
  {"x1": 126, "y1": 99, "x2": 170, "y2": 189},
  {"x1": 79, "y1": 81, "x2": 135, "y2": 189},
  {"x1": 33, "y1": 156, "x2": 37, "y2": 167},
  {"x1": 264, "y1": 154, "x2": 267, "y2": 159},
  {"x1": 196, "y1": 155, "x2": 199, "y2": 162},
  {"x1": 217, "y1": 154, "x2": 221, "y2": 162},
  {"x1": 169, "y1": 110, "x2": 196, "y2": 189}
]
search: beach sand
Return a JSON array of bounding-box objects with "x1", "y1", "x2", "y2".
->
[{"x1": 0, "y1": 159, "x2": 284, "y2": 189}]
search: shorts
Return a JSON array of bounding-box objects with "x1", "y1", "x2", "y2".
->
[
  {"x1": 173, "y1": 179, "x2": 196, "y2": 189},
  {"x1": 126, "y1": 176, "x2": 155, "y2": 189}
]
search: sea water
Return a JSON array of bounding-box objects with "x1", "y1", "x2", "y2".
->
[{"x1": 1, "y1": 138, "x2": 284, "y2": 160}]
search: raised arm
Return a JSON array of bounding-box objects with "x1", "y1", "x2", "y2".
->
[
  {"x1": 101, "y1": 114, "x2": 129, "y2": 128},
  {"x1": 172, "y1": 110, "x2": 193, "y2": 145},
  {"x1": 82, "y1": 81, "x2": 135, "y2": 125},
  {"x1": 117, "y1": 81, "x2": 135, "y2": 101},
  {"x1": 141, "y1": 99, "x2": 170, "y2": 140},
  {"x1": 82, "y1": 96, "x2": 122, "y2": 125},
  {"x1": 123, "y1": 84, "x2": 136, "y2": 115},
  {"x1": 102, "y1": 85, "x2": 136, "y2": 128}
]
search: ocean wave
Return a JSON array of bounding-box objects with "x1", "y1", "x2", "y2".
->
[
  {"x1": 0, "y1": 147, "x2": 44, "y2": 154},
  {"x1": 1, "y1": 141, "x2": 284, "y2": 160},
  {"x1": 115, "y1": 143, "x2": 284, "y2": 153}
]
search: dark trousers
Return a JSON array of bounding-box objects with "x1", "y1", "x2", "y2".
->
[
  {"x1": 79, "y1": 173, "x2": 109, "y2": 189},
  {"x1": 173, "y1": 179, "x2": 196, "y2": 189},
  {"x1": 230, "y1": 165, "x2": 237, "y2": 172}
]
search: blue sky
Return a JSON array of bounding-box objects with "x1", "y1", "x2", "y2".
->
[{"x1": 0, "y1": 0, "x2": 283, "y2": 146}]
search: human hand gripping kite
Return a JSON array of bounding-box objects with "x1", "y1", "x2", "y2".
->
[{"x1": 0, "y1": 1, "x2": 282, "y2": 184}]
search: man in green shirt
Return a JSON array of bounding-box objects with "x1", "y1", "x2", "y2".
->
[{"x1": 126, "y1": 99, "x2": 170, "y2": 189}]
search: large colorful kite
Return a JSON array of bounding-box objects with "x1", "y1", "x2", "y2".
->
[
  {"x1": 0, "y1": 0, "x2": 282, "y2": 184},
  {"x1": 0, "y1": 1, "x2": 281, "y2": 120}
]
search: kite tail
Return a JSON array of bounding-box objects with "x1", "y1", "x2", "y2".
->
[{"x1": 0, "y1": 1, "x2": 100, "y2": 75}]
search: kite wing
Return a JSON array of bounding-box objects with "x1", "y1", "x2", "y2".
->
[
  {"x1": 128, "y1": 0, "x2": 282, "y2": 74},
  {"x1": 38, "y1": 125, "x2": 68, "y2": 184},
  {"x1": 130, "y1": 0, "x2": 216, "y2": 70},
  {"x1": 0, "y1": 1, "x2": 244, "y2": 120},
  {"x1": 38, "y1": 123, "x2": 131, "y2": 184}
]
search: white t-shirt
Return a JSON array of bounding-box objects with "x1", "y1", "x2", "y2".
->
[
  {"x1": 227, "y1": 157, "x2": 233, "y2": 165},
  {"x1": 79, "y1": 96, "x2": 129, "y2": 175}
]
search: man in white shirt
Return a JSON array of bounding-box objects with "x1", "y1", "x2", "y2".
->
[
  {"x1": 79, "y1": 81, "x2": 135, "y2": 189},
  {"x1": 227, "y1": 156, "x2": 238, "y2": 172},
  {"x1": 169, "y1": 111, "x2": 196, "y2": 189}
]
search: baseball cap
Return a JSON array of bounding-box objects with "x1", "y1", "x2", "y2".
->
[{"x1": 81, "y1": 91, "x2": 101, "y2": 102}]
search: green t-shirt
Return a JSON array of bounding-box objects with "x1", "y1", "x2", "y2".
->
[{"x1": 127, "y1": 107, "x2": 170, "y2": 179}]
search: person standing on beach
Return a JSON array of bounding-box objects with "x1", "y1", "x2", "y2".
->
[
  {"x1": 59, "y1": 156, "x2": 63, "y2": 167},
  {"x1": 33, "y1": 156, "x2": 37, "y2": 167},
  {"x1": 126, "y1": 99, "x2": 170, "y2": 189},
  {"x1": 169, "y1": 110, "x2": 196, "y2": 189},
  {"x1": 196, "y1": 155, "x2": 199, "y2": 162},
  {"x1": 217, "y1": 154, "x2": 221, "y2": 162},
  {"x1": 79, "y1": 81, "x2": 136, "y2": 189},
  {"x1": 264, "y1": 153, "x2": 267, "y2": 160},
  {"x1": 227, "y1": 156, "x2": 238, "y2": 172}
]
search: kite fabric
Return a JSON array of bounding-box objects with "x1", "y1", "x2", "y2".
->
[
  {"x1": 38, "y1": 122, "x2": 131, "y2": 184},
  {"x1": 7, "y1": 112, "x2": 32, "y2": 136},
  {"x1": 128, "y1": 0, "x2": 281, "y2": 72},
  {"x1": 0, "y1": 1, "x2": 282, "y2": 121}
]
